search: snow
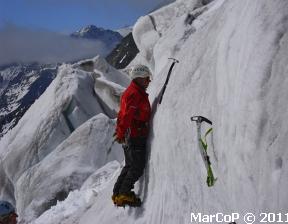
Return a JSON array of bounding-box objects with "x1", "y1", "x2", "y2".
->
[
  {"x1": 0, "y1": 55, "x2": 127, "y2": 221},
  {"x1": 2, "y1": 71, "x2": 38, "y2": 114},
  {"x1": 119, "y1": 54, "x2": 127, "y2": 64},
  {"x1": 132, "y1": 0, "x2": 203, "y2": 69},
  {"x1": 31, "y1": 161, "x2": 121, "y2": 224},
  {"x1": 116, "y1": 27, "x2": 133, "y2": 37},
  {"x1": 0, "y1": 67, "x2": 21, "y2": 95},
  {"x1": 1, "y1": 0, "x2": 288, "y2": 223},
  {"x1": 16, "y1": 114, "x2": 123, "y2": 223},
  {"x1": 75, "y1": 56, "x2": 130, "y2": 114}
]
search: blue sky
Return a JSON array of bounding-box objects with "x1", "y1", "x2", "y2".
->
[
  {"x1": 0, "y1": 0, "x2": 170, "y2": 33},
  {"x1": 0, "y1": 0, "x2": 173, "y2": 65}
]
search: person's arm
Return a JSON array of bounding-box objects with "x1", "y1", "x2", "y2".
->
[{"x1": 117, "y1": 94, "x2": 138, "y2": 140}]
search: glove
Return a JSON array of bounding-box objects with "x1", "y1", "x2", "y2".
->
[{"x1": 113, "y1": 132, "x2": 125, "y2": 144}]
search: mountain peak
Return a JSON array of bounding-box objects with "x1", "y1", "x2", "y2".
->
[
  {"x1": 79, "y1": 25, "x2": 105, "y2": 34},
  {"x1": 70, "y1": 25, "x2": 123, "y2": 51},
  {"x1": 71, "y1": 25, "x2": 123, "y2": 45}
]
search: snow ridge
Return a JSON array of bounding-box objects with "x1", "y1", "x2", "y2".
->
[{"x1": 0, "y1": 55, "x2": 129, "y2": 222}]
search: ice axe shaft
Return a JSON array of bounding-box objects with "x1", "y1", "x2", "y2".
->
[{"x1": 158, "y1": 58, "x2": 179, "y2": 104}]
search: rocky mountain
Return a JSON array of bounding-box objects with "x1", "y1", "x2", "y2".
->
[
  {"x1": 105, "y1": 32, "x2": 139, "y2": 69},
  {"x1": 0, "y1": 63, "x2": 57, "y2": 138},
  {"x1": 71, "y1": 25, "x2": 123, "y2": 51}
]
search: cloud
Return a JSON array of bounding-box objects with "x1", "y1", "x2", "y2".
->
[{"x1": 0, "y1": 24, "x2": 109, "y2": 66}]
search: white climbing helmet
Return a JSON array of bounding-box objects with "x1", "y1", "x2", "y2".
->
[{"x1": 130, "y1": 64, "x2": 152, "y2": 80}]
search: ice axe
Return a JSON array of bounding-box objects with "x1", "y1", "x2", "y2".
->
[
  {"x1": 191, "y1": 116, "x2": 212, "y2": 125},
  {"x1": 158, "y1": 58, "x2": 179, "y2": 104},
  {"x1": 191, "y1": 115, "x2": 216, "y2": 187}
]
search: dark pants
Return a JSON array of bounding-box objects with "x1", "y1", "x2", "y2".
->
[{"x1": 113, "y1": 137, "x2": 147, "y2": 195}]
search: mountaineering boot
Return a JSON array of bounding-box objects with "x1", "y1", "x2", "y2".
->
[
  {"x1": 112, "y1": 194, "x2": 118, "y2": 205},
  {"x1": 112, "y1": 192, "x2": 137, "y2": 205},
  {"x1": 114, "y1": 191, "x2": 141, "y2": 207}
]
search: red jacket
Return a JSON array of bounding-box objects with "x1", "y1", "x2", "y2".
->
[{"x1": 116, "y1": 80, "x2": 151, "y2": 139}]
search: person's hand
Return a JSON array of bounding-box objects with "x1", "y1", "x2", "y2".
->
[{"x1": 113, "y1": 132, "x2": 125, "y2": 144}]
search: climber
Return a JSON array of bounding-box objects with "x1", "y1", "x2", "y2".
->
[
  {"x1": 112, "y1": 64, "x2": 152, "y2": 207},
  {"x1": 0, "y1": 201, "x2": 18, "y2": 224}
]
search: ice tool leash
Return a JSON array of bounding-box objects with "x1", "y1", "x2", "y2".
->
[{"x1": 191, "y1": 116, "x2": 217, "y2": 187}]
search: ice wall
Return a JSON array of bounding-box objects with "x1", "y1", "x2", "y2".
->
[{"x1": 77, "y1": 0, "x2": 288, "y2": 223}]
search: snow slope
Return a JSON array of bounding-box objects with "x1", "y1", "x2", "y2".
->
[
  {"x1": 17, "y1": 114, "x2": 123, "y2": 223},
  {"x1": 2, "y1": 0, "x2": 288, "y2": 223},
  {"x1": 0, "y1": 56, "x2": 129, "y2": 222},
  {"x1": 116, "y1": 26, "x2": 133, "y2": 37},
  {"x1": 0, "y1": 63, "x2": 57, "y2": 138}
]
